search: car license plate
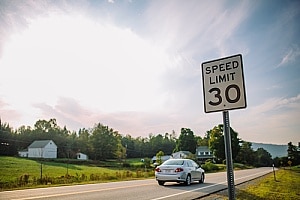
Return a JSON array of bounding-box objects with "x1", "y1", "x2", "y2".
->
[{"x1": 164, "y1": 169, "x2": 172, "y2": 173}]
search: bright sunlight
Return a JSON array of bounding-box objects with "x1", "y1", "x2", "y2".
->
[{"x1": 1, "y1": 14, "x2": 171, "y2": 115}]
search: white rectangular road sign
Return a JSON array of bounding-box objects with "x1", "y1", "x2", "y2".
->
[{"x1": 201, "y1": 54, "x2": 247, "y2": 113}]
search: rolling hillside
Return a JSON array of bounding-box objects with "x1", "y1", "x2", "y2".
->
[{"x1": 251, "y1": 142, "x2": 288, "y2": 158}]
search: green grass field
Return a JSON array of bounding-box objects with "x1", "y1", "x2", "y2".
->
[
  {"x1": 207, "y1": 166, "x2": 300, "y2": 199},
  {"x1": 236, "y1": 167, "x2": 300, "y2": 199},
  {"x1": 2, "y1": 156, "x2": 299, "y2": 199},
  {"x1": 0, "y1": 156, "x2": 153, "y2": 190}
]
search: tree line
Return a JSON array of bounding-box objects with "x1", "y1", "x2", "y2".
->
[{"x1": 1, "y1": 118, "x2": 298, "y2": 166}]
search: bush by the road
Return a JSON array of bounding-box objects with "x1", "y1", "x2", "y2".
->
[{"x1": 201, "y1": 162, "x2": 222, "y2": 172}]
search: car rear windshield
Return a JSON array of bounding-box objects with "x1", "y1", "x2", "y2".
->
[{"x1": 163, "y1": 160, "x2": 184, "y2": 165}]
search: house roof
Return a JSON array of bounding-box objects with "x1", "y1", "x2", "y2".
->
[
  {"x1": 28, "y1": 140, "x2": 56, "y2": 148},
  {"x1": 196, "y1": 146, "x2": 210, "y2": 151},
  {"x1": 18, "y1": 149, "x2": 28, "y2": 152},
  {"x1": 173, "y1": 151, "x2": 192, "y2": 155},
  {"x1": 76, "y1": 153, "x2": 87, "y2": 156},
  {"x1": 151, "y1": 155, "x2": 172, "y2": 161}
]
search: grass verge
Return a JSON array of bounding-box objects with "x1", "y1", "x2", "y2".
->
[
  {"x1": 236, "y1": 166, "x2": 300, "y2": 199},
  {"x1": 210, "y1": 166, "x2": 300, "y2": 199}
]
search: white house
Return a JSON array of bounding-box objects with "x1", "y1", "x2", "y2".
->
[
  {"x1": 76, "y1": 153, "x2": 88, "y2": 160},
  {"x1": 27, "y1": 140, "x2": 57, "y2": 158},
  {"x1": 18, "y1": 149, "x2": 28, "y2": 157},
  {"x1": 196, "y1": 146, "x2": 214, "y2": 163},
  {"x1": 172, "y1": 151, "x2": 192, "y2": 159},
  {"x1": 151, "y1": 155, "x2": 172, "y2": 164}
]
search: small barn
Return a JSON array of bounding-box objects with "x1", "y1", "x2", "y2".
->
[
  {"x1": 18, "y1": 149, "x2": 28, "y2": 157},
  {"x1": 27, "y1": 140, "x2": 57, "y2": 158},
  {"x1": 76, "y1": 153, "x2": 88, "y2": 160}
]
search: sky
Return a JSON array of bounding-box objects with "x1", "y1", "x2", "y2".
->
[{"x1": 0, "y1": 0, "x2": 299, "y2": 145}]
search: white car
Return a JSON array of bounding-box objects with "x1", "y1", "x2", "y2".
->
[{"x1": 155, "y1": 158, "x2": 205, "y2": 186}]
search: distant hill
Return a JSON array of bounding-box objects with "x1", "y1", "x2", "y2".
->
[{"x1": 251, "y1": 142, "x2": 288, "y2": 158}]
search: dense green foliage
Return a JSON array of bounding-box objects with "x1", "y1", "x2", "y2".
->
[
  {"x1": 174, "y1": 128, "x2": 197, "y2": 153},
  {"x1": 0, "y1": 119, "x2": 177, "y2": 160},
  {"x1": 287, "y1": 142, "x2": 300, "y2": 165},
  {"x1": 207, "y1": 124, "x2": 241, "y2": 162},
  {"x1": 1, "y1": 118, "x2": 292, "y2": 167}
]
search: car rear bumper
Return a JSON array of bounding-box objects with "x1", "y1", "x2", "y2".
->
[{"x1": 155, "y1": 172, "x2": 187, "y2": 182}]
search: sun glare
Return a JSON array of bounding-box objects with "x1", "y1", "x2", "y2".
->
[{"x1": 1, "y1": 14, "x2": 172, "y2": 113}]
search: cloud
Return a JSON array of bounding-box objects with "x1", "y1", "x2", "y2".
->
[
  {"x1": 0, "y1": 98, "x2": 21, "y2": 124},
  {"x1": 33, "y1": 97, "x2": 95, "y2": 130},
  {"x1": 31, "y1": 97, "x2": 178, "y2": 135},
  {"x1": 231, "y1": 94, "x2": 300, "y2": 144},
  {"x1": 277, "y1": 47, "x2": 300, "y2": 67},
  {"x1": 143, "y1": 0, "x2": 253, "y2": 58},
  {"x1": 252, "y1": 94, "x2": 300, "y2": 114}
]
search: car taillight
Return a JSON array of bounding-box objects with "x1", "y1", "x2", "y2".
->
[
  {"x1": 175, "y1": 168, "x2": 184, "y2": 172},
  {"x1": 155, "y1": 168, "x2": 161, "y2": 172}
]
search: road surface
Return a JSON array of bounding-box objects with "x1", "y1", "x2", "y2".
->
[{"x1": 0, "y1": 167, "x2": 274, "y2": 200}]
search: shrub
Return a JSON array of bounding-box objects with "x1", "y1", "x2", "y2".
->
[
  {"x1": 201, "y1": 162, "x2": 219, "y2": 172},
  {"x1": 122, "y1": 163, "x2": 131, "y2": 168}
]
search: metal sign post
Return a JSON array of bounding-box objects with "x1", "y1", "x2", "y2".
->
[
  {"x1": 223, "y1": 110, "x2": 235, "y2": 200},
  {"x1": 201, "y1": 54, "x2": 247, "y2": 200}
]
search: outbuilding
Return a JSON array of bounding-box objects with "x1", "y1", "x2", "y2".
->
[
  {"x1": 27, "y1": 140, "x2": 57, "y2": 158},
  {"x1": 76, "y1": 152, "x2": 88, "y2": 160}
]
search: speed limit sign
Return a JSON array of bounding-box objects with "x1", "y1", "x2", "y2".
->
[{"x1": 201, "y1": 54, "x2": 247, "y2": 113}]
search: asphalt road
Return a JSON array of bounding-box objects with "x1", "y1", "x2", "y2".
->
[{"x1": 0, "y1": 167, "x2": 275, "y2": 200}]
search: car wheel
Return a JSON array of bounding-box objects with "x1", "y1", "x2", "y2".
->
[
  {"x1": 158, "y1": 181, "x2": 165, "y2": 186},
  {"x1": 185, "y1": 175, "x2": 191, "y2": 186},
  {"x1": 199, "y1": 173, "x2": 205, "y2": 183}
]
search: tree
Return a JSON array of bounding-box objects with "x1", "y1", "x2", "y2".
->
[
  {"x1": 196, "y1": 132, "x2": 209, "y2": 146},
  {"x1": 254, "y1": 148, "x2": 272, "y2": 167},
  {"x1": 90, "y1": 123, "x2": 120, "y2": 160},
  {"x1": 0, "y1": 120, "x2": 17, "y2": 156},
  {"x1": 116, "y1": 141, "x2": 126, "y2": 163},
  {"x1": 15, "y1": 125, "x2": 33, "y2": 151},
  {"x1": 208, "y1": 124, "x2": 241, "y2": 163},
  {"x1": 236, "y1": 141, "x2": 255, "y2": 165},
  {"x1": 208, "y1": 125, "x2": 224, "y2": 162},
  {"x1": 149, "y1": 133, "x2": 164, "y2": 156},
  {"x1": 287, "y1": 142, "x2": 300, "y2": 165},
  {"x1": 156, "y1": 150, "x2": 164, "y2": 165},
  {"x1": 175, "y1": 128, "x2": 197, "y2": 153},
  {"x1": 77, "y1": 128, "x2": 92, "y2": 157},
  {"x1": 162, "y1": 132, "x2": 176, "y2": 154}
]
